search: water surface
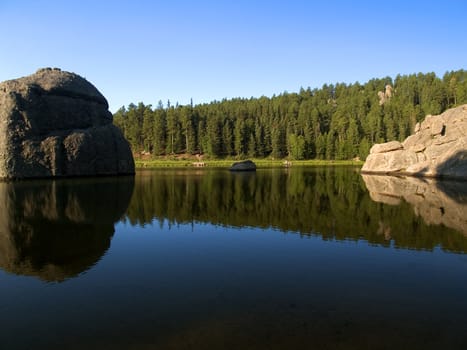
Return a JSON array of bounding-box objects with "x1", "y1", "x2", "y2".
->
[{"x1": 1, "y1": 167, "x2": 466, "y2": 349}]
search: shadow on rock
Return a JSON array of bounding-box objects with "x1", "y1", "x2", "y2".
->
[
  {"x1": 435, "y1": 149, "x2": 467, "y2": 183},
  {"x1": 0, "y1": 176, "x2": 134, "y2": 282},
  {"x1": 362, "y1": 174, "x2": 467, "y2": 236}
]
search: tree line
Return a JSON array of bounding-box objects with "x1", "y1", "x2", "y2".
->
[{"x1": 114, "y1": 70, "x2": 467, "y2": 160}]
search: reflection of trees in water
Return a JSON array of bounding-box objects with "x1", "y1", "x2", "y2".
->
[
  {"x1": 0, "y1": 177, "x2": 134, "y2": 282},
  {"x1": 125, "y1": 168, "x2": 467, "y2": 253}
]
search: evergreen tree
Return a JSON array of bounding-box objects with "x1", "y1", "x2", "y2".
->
[
  {"x1": 234, "y1": 117, "x2": 246, "y2": 156},
  {"x1": 288, "y1": 134, "x2": 306, "y2": 160},
  {"x1": 142, "y1": 107, "x2": 154, "y2": 152},
  {"x1": 205, "y1": 113, "x2": 222, "y2": 157},
  {"x1": 222, "y1": 119, "x2": 234, "y2": 156},
  {"x1": 153, "y1": 101, "x2": 167, "y2": 155},
  {"x1": 180, "y1": 106, "x2": 195, "y2": 154},
  {"x1": 166, "y1": 104, "x2": 182, "y2": 154},
  {"x1": 247, "y1": 133, "x2": 256, "y2": 157}
]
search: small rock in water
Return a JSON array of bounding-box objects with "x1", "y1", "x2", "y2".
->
[{"x1": 229, "y1": 160, "x2": 257, "y2": 171}]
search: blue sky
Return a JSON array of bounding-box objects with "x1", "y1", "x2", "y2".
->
[{"x1": 1, "y1": 0, "x2": 466, "y2": 112}]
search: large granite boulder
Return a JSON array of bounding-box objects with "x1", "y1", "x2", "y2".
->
[
  {"x1": 0, "y1": 68, "x2": 135, "y2": 179},
  {"x1": 362, "y1": 105, "x2": 467, "y2": 179}
]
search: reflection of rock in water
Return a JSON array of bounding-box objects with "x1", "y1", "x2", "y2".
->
[
  {"x1": 362, "y1": 175, "x2": 467, "y2": 236},
  {"x1": 0, "y1": 177, "x2": 134, "y2": 282}
]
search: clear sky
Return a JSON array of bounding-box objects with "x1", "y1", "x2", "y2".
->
[{"x1": 1, "y1": 0, "x2": 466, "y2": 112}]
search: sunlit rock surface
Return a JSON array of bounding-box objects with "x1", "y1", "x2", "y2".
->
[{"x1": 362, "y1": 105, "x2": 467, "y2": 179}]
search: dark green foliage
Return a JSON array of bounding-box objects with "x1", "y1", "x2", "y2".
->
[
  {"x1": 152, "y1": 101, "x2": 167, "y2": 155},
  {"x1": 114, "y1": 70, "x2": 467, "y2": 159}
]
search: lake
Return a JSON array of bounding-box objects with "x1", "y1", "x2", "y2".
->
[{"x1": 1, "y1": 167, "x2": 467, "y2": 349}]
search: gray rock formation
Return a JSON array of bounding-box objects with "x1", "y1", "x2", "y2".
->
[
  {"x1": 229, "y1": 160, "x2": 257, "y2": 171},
  {"x1": 0, "y1": 68, "x2": 134, "y2": 179},
  {"x1": 362, "y1": 105, "x2": 467, "y2": 179},
  {"x1": 362, "y1": 174, "x2": 467, "y2": 236}
]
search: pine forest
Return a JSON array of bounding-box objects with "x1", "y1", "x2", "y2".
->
[{"x1": 114, "y1": 70, "x2": 467, "y2": 160}]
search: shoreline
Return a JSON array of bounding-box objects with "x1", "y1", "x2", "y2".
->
[{"x1": 134, "y1": 158, "x2": 364, "y2": 169}]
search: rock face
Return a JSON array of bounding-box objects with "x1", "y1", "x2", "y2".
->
[
  {"x1": 229, "y1": 160, "x2": 257, "y2": 171},
  {"x1": 0, "y1": 68, "x2": 134, "y2": 179},
  {"x1": 362, "y1": 174, "x2": 467, "y2": 237},
  {"x1": 362, "y1": 105, "x2": 467, "y2": 179}
]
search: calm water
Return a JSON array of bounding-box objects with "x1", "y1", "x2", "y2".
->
[{"x1": 1, "y1": 167, "x2": 467, "y2": 349}]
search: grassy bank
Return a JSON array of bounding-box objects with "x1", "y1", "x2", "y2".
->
[{"x1": 135, "y1": 158, "x2": 363, "y2": 169}]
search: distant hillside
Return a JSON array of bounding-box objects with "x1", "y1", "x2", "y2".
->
[{"x1": 114, "y1": 70, "x2": 467, "y2": 160}]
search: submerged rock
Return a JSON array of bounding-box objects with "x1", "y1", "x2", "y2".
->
[
  {"x1": 229, "y1": 160, "x2": 257, "y2": 171},
  {"x1": 0, "y1": 68, "x2": 135, "y2": 179},
  {"x1": 362, "y1": 105, "x2": 467, "y2": 179}
]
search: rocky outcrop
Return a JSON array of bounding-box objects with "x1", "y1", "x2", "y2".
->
[
  {"x1": 362, "y1": 105, "x2": 467, "y2": 179},
  {"x1": 0, "y1": 68, "x2": 135, "y2": 179},
  {"x1": 0, "y1": 176, "x2": 134, "y2": 281},
  {"x1": 362, "y1": 174, "x2": 467, "y2": 236},
  {"x1": 229, "y1": 160, "x2": 257, "y2": 171},
  {"x1": 377, "y1": 84, "x2": 393, "y2": 105}
]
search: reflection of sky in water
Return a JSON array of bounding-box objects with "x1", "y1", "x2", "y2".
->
[
  {"x1": 1, "y1": 221, "x2": 467, "y2": 349},
  {"x1": 1, "y1": 169, "x2": 467, "y2": 349}
]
